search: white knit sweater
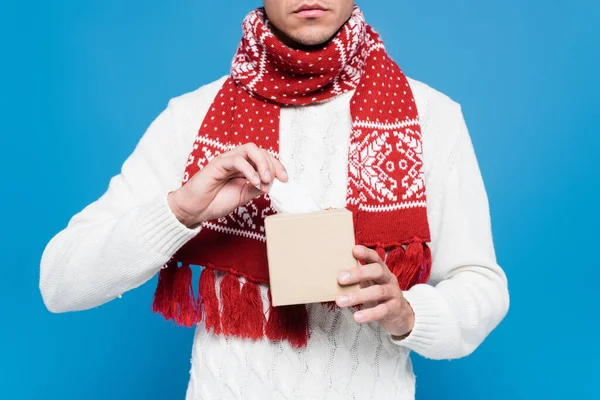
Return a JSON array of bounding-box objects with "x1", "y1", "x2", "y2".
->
[{"x1": 40, "y1": 75, "x2": 509, "y2": 399}]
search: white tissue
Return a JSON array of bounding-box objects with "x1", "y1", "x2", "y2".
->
[
  {"x1": 267, "y1": 179, "x2": 322, "y2": 213},
  {"x1": 254, "y1": 159, "x2": 322, "y2": 213},
  {"x1": 256, "y1": 178, "x2": 321, "y2": 213}
]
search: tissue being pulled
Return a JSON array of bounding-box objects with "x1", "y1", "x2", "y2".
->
[{"x1": 263, "y1": 179, "x2": 322, "y2": 214}]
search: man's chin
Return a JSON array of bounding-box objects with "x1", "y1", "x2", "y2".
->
[{"x1": 289, "y1": 28, "x2": 338, "y2": 48}]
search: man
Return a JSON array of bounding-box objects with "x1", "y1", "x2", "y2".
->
[{"x1": 40, "y1": 1, "x2": 509, "y2": 399}]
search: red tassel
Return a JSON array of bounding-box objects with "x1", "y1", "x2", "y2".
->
[
  {"x1": 385, "y1": 246, "x2": 405, "y2": 279},
  {"x1": 172, "y1": 263, "x2": 197, "y2": 327},
  {"x1": 374, "y1": 246, "x2": 386, "y2": 262},
  {"x1": 220, "y1": 274, "x2": 242, "y2": 336},
  {"x1": 418, "y1": 244, "x2": 432, "y2": 284},
  {"x1": 239, "y1": 281, "x2": 266, "y2": 339},
  {"x1": 282, "y1": 305, "x2": 310, "y2": 348},
  {"x1": 199, "y1": 268, "x2": 221, "y2": 334},
  {"x1": 152, "y1": 261, "x2": 177, "y2": 321},
  {"x1": 265, "y1": 290, "x2": 285, "y2": 341},
  {"x1": 266, "y1": 290, "x2": 309, "y2": 348},
  {"x1": 398, "y1": 240, "x2": 425, "y2": 290},
  {"x1": 196, "y1": 282, "x2": 203, "y2": 324}
]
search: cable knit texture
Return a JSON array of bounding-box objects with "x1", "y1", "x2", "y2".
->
[
  {"x1": 188, "y1": 271, "x2": 416, "y2": 400},
  {"x1": 40, "y1": 75, "x2": 509, "y2": 400}
]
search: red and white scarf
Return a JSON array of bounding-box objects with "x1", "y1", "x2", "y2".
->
[{"x1": 152, "y1": 7, "x2": 431, "y2": 348}]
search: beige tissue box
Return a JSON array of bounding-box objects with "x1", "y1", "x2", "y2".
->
[{"x1": 264, "y1": 208, "x2": 361, "y2": 307}]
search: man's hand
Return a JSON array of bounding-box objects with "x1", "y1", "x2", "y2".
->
[
  {"x1": 336, "y1": 245, "x2": 415, "y2": 338},
  {"x1": 168, "y1": 143, "x2": 288, "y2": 228}
]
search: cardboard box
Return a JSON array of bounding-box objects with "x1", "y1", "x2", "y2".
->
[{"x1": 264, "y1": 208, "x2": 361, "y2": 307}]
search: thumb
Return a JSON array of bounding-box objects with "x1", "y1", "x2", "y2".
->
[{"x1": 239, "y1": 182, "x2": 265, "y2": 205}]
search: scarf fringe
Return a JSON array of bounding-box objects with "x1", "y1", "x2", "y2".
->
[
  {"x1": 220, "y1": 274, "x2": 242, "y2": 336},
  {"x1": 152, "y1": 260, "x2": 177, "y2": 321},
  {"x1": 151, "y1": 239, "x2": 429, "y2": 347},
  {"x1": 152, "y1": 264, "x2": 308, "y2": 347},
  {"x1": 265, "y1": 290, "x2": 309, "y2": 348},
  {"x1": 173, "y1": 263, "x2": 197, "y2": 327},
  {"x1": 239, "y1": 281, "x2": 266, "y2": 339},
  {"x1": 421, "y1": 244, "x2": 432, "y2": 284},
  {"x1": 384, "y1": 239, "x2": 432, "y2": 290},
  {"x1": 199, "y1": 268, "x2": 221, "y2": 334},
  {"x1": 375, "y1": 246, "x2": 386, "y2": 263}
]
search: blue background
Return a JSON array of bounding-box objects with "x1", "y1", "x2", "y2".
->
[{"x1": 1, "y1": 0, "x2": 598, "y2": 398}]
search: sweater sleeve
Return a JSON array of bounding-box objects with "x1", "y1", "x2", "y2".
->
[
  {"x1": 39, "y1": 97, "x2": 202, "y2": 313},
  {"x1": 391, "y1": 108, "x2": 510, "y2": 360}
]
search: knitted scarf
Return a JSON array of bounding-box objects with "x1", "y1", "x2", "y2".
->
[{"x1": 152, "y1": 7, "x2": 431, "y2": 348}]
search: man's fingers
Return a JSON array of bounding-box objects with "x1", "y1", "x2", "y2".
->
[
  {"x1": 335, "y1": 284, "x2": 395, "y2": 308},
  {"x1": 221, "y1": 155, "x2": 260, "y2": 186},
  {"x1": 339, "y1": 262, "x2": 391, "y2": 285},
  {"x1": 262, "y1": 150, "x2": 277, "y2": 189},
  {"x1": 269, "y1": 154, "x2": 289, "y2": 182},
  {"x1": 353, "y1": 245, "x2": 384, "y2": 265},
  {"x1": 238, "y1": 143, "x2": 272, "y2": 184},
  {"x1": 224, "y1": 144, "x2": 288, "y2": 188},
  {"x1": 353, "y1": 302, "x2": 394, "y2": 323}
]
